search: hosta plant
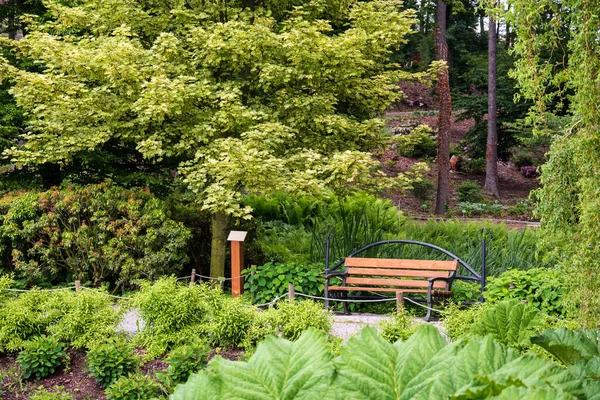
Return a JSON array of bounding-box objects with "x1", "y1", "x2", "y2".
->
[
  {"x1": 17, "y1": 336, "x2": 67, "y2": 380},
  {"x1": 87, "y1": 339, "x2": 138, "y2": 388}
]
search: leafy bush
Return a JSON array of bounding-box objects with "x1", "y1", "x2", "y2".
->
[
  {"x1": 0, "y1": 287, "x2": 120, "y2": 352},
  {"x1": 161, "y1": 341, "x2": 210, "y2": 386},
  {"x1": 511, "y1": 148, "x2": 535, "y2": 169},
  {"x1": 243, "y1": 262, "x2": 324, "y2": 305},
  {"x1": 411, "y1": 179, "x2": 434, "y2": 200},
  {"x1": 275, "y1": 300, "x2": 332, "y2": 341},
  {"x1": 172, "y1": 325, "x2": 586, "y2": 399},
  {"x1": 87, "y1": 339, "x2": 138, "y2": 388},
  {"x1": 442, "y1": 303, "x2": 488, "y2": 340},
  {"x1": 459, "y1": 201, "x2": 506, "y2": 217},
  {"x1": 105, "y1": 373, "x2": 161, "y2": 400},
  {"x1": 485, "y1": 268, "x2": 567, "y2": 316},
  {"x1": 17, "y1": 336, "x2": 67, "y2": 380},
  {"x1": 379, "y1": 309, "x2": 419, "y2": 342},
  {"x1": 461, "y1": 157, "x2": 486, "y2": 174},
  {"x1": 456, "y1": 181, "x2": 484, "y2": 203},
  {"x1": 29, "y1": 387, "x2": 73, "y2": 400},
  {"x1": 392, "y1": 125, "x2": 436, "y2": 158},
  {"x1": 132, "y1": 278, "x2": 222, "y2": 358},
  {"x1": 450, "y1": 280, "x2": 480, "y2": 303},
  {"x1": 209, "y1": 297, "x2": 256, "y2": 348},
  {"x1": 0, "y1": 182, "x2": 191, "y2": 289}
]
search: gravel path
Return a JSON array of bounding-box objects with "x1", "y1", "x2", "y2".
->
[{"x1": 117, "y1": 309, "x2": 443, "y2": 341}]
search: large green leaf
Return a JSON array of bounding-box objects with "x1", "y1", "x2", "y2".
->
[
  {"x1": 331, "y1": 324, "x2": 447, "y2": 400},
  {"x1": 531, "y1": 328, "x2": 600, "y2": 365},
  {"x1": 470, "y1": 300, "x2": 544, "y2": 350},
  {"x1": 170, "y1": 329, "x2": 334, "y2": 400}
]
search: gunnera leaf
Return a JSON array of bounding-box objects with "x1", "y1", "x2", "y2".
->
[
  {"x1": 470, "y1": 299, "x2": 543, "y2": 350},
  {"x1": 170, "y1": 328, "x2": 333, "y2": 400},
  {"x1": 531, "y1": 328, "x2": 600, "y2": 365}
]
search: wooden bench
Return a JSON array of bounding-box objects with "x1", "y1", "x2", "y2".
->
[{"x1": 325, "y1": 257, "x2": 459, "y2": 321}]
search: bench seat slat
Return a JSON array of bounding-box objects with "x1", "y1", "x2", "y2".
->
[
  {"x1": 347, "y1": 267, "x2": 451, "y2": 278},
  {"x1": 328, "y1": 286, "x2": 451, "y2": 295},
  {"x1": 345, "y1": 258, "x2": 458, "y2": 271},
  {"x1": 345, "y1": 277, "x2": 447, "y2": 289}
]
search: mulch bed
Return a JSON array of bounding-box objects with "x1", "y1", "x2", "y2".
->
[{"x1": 0, "y1": 347, "x2": 245, "y2": 399}]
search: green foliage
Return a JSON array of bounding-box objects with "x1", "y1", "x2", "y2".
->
[
  {"x1": 379, "y1": 309, "x2": 419, "y2": 342},
  {"x1": 470, "y1": 300, "x2": 545, "y2": 352},
  {"x1": 0, "y1": 287, "x2": 120, "y2": 352},
  {"x1": 0, "y1": 183, "x2": 191, "y2": 289},
  {"x1": 243, "y1": 262, "x2": 324, "y2": 305},
  {"x1": 451, "y1": 280, "x2": 481, "y2": 303},
  {"x1": 105, "y1": 374, "x2": 161, "y2": 400},
  {"x1": 485, "y1": 268, "x2": 567, "y2": 317},
  {"x1": 29, "y1": 387, "x2": 74, "y2": 400},
  {"x1": 17, "y1": 336, "x2": 67, "y2": 380},
  {"x1": 442, "y1": 303, "x2": 488, "y2": 341},
  {"x1": 456, "y1": 181, "x2": 484, "y2": 203},
  {"x1": 459, "y1": 202, "x2": 506, "y2": 217},
  {"x1": 171, "y1": 325, "x2": 584, "y2": 399},
  {"x1": 461, "y1": 158, "x2": 486, "y2": 175},
  {"x1": 209, "y1": 297, "x2": 256, "y2": 348},
  {"x1": 87, "y1": 339, "x2": 138, "y2": 388},
  {"x1": 392, "y1": 125, "x2": 437, "y2": 158},
  {"x1": 161, "y1": 341, "x2": 210, "y2": 386},
  {"x1": 2, "y1": 0, "x2": 431, "y2": 222},
  {"x1": 411, "y1": 179, "x2": 434, "y2": 200},
  {"x1": 532, "y1": 328, "x2": 600, "y2": 366},
  {"x1": 275, "y1": 300, "x2": 332, "y2": 341}
]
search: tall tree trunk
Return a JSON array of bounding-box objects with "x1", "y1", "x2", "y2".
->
[
  {"x1": 479, "y1": 14, "x2": 484, "y2": 35},
  {"x1": 419, "y1": 0, "x2": 428, "y2": 34},
  {"x1": 434, "y1": 0, "x2": 451, "y2": 215},
  {"x1": 484, "y1": 15, "x2": 500, "y2": 197},
  {"x1": 7, "y1": 0, "x2": 17, "y2": 40},
  {"x1": 210, "y1": 211, "x2": 230, "y2": 278}
]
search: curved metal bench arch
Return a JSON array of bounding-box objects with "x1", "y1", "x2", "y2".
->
[{"x1": 324, "y1": 238, "x2": 487, "y2": 318}]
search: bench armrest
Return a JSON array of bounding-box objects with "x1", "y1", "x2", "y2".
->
[
  {"x1": 427, "y1": 276, "x2": 455, "y2": 291},
  {"x1": 325, "y1": 270, "x2": 347, "y2": 279}
]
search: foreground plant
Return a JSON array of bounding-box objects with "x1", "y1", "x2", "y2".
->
[
  {"x1": 17, "y1": 336, "x2": 67, "y2": 380},
  {"x1": 171, "y1": 325, "x2": 585, "y2": 399}
]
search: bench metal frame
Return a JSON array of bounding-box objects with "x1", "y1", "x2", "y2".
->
[{"x1": 324, "y1": 235, "x2": 488, "y2": 321}]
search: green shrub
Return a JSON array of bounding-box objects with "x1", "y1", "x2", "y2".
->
[
  {"x1": 485, "y1": 268, "x2": 567, "y2": 316},
  {"x1": 209, "y1": 297, "x2": 256, "y2": 348},
  {"x1": 275, "y1": 300, "x2": 332, "y2": 341},
  {"x1": 87, "y1": 339, "x2": 138, "y2": 388},
  {"x1": 392, "y1": 126, "x2": 436, "y2": 158},
  {"x1": 456, "y1": 181, "x2": 484, "y2": 203},
  {"x1": 105, "y1": 373, "x2": 161, "y2": 400},
  {"x1": 0, "y1": 290, "x2": 71, "y2": 352},
  {"x1": 511, "y1": 149, "x2": 535, "y2": 169},
  {"x1": 379, "y1": 309, "x2": 419, "y2": 342},
  {"x1": 48, "y1": 289, "x2": 121, "y2": 350},
  {"x1": 241, "y1": 308, "x2": 279, "y2": 349},
  {"x1": 442, "y1": 303, "x2": 488, "y2": 340},
  {"x1": 0, "y1": 182, "x2": 191, "y2": 289},
  {"x1": 29, "y1": 387, "x2": 74, "y2": 400},
  {"x1": 160, "y1": 341, "x2": 210, "y2": 387},
  {"x1": 411, "y1": 179, "x2": 435, "y2": 200},
  {"x1": 462, "y1": 158, "x2": 486, "y2": 174},
  {"x1": 451, "y1": 280, "x2": 481, "y2": 303},
  {"x1": 459, "y1": 201, "x2": 506, "y2": 217},
  {"x1": 243, "y1": 262, "x2": 324, "y2": 305},
  {"x1": 17, "y1": 336, "x2": 67, "y2": 380}
]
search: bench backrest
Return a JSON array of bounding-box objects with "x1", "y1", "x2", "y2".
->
[{"x1": 343, "y1": 257, "x2": 458, "y2": 290}]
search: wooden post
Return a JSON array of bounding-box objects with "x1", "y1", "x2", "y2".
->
[
  {"x1": 288, "y1": 283, "x2": 295, "y2": 301},
  {"x1": 190, "y1": 269, "x2": 196, "y2": 287},
  {"x1": 396, "y1": 291, "x2": 404, "y2": 312},
  {"x1": 227, "y1": 231, "x2": 248, "y2": 298},
  {"x1": 75, "y1": 280, "x2": 81, "y2": 294}
]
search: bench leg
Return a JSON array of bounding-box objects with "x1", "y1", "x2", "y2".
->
[
  {"x1": 425, "y1": 288, "x2": 433, "y2": 322},
  {"x1": 343, "y1": 292, "x2": 349, "y2": 315}
]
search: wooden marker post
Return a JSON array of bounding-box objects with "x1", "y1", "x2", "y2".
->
[
  {"x1": 75, "y1": 280, "x2": 81, "y2": 294},
  {"x1": 396, "y1": 291, "x2": 404, "y2": 312},
  {"x1": 227, "y1": 231, "x2": 248, "y2": 298},
  {"x1": 190, "y1": 269, "x2": 196, "y2": 287}
]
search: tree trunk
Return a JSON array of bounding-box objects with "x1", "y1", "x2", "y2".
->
[
  {"x1": 419, "y1": 0, "x2": 428, "y2": 34},
  {"x1": 434, "y1": 0, "x2": 451, "y2": 215},
  {"x1": 210, "y1": 211, "x2": 230, "y2": 278},
  {"x1": 484, "y1": 14, "x2": 500, "y2": 198},
  {"x1": 479, "y1": 14, "x2": 484, "y2": 35},
  {"x1": 7, "y1": 0, "x2": 17, "y2": 40}
]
